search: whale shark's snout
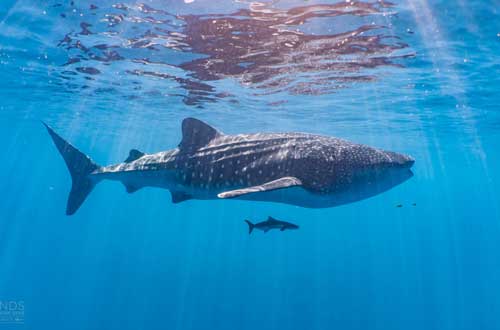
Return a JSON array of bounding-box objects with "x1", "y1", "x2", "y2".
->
[
  {"x1": 385, "y1": 151, "x2": 415, "y2": 169},
  {"x1": 404, "y1": 157, "x2": 415, "y2": 168}
]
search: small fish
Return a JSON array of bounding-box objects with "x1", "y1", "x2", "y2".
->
[
  {"x1": 396, "y1": 204, "x2": 403, "y2": 208},
  {"x1": 412, "y1": 203, "x2": 416, "y2": 206},
  {"x1": 244, "y1": 217, "x2": 299, "y2": 234}
]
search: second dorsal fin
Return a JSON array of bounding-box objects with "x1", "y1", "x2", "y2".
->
[{"x1": 178, "y1": 118, "x2": 222, "y2": 151}]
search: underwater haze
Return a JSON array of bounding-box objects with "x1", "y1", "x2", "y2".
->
[{"x1": 1, "y1": 0, "x2": 500, "y2": 329}]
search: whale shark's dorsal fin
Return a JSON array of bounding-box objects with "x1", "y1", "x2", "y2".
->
[
  {"x1": 179, "y1": 118, "x2": 222, "y2": 151},
  {"x1": 124, "y1": 149, "x2": 144, "y2": 163}
]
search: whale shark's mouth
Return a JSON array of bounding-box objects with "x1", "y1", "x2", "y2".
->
[
  {"x1": 395, "y1": 156, "x2": 415, "y2": 169},
  {"x1": 404, "y1": 159, "x2": 416, "y2": 169},
  {"x1": 364, "y1": 167, "x2": 414, "y2": 189}
]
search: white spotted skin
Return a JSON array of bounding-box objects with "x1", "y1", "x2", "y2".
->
[{"x1": 89, "y1": 132, "x2": 414, "y2": 208}]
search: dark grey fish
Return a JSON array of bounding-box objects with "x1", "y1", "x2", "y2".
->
[{"x1": 245, "y1": 217, "x2": 299, "y2": 234}]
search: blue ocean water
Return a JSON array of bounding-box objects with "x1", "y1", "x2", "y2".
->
[{"x1": 0, "y1": 0, "x2": 499, "y2": 329}]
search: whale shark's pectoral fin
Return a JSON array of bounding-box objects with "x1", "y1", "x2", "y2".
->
[
  {"x1": 171, "y1": 191, "x2": 192, "y2": 204},
  {"x1": 124, "y1": 149, "x2": 145, "y2": 163},
  {"x1": 217, "y1": 177, "x2": 302, "y2": 199},
  {"x1": 280, "y1": 227, "x2": 286, "y2": 231}
]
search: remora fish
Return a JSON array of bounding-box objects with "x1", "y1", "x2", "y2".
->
[
  {"x1": 244, "y1": 217, "x2": 299, "y2": 234},
  {"x1": 44, "y1": 117, "x2": 414, "y2": 215}
]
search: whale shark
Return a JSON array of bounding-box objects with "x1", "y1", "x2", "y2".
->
[
  {"x1": 44, "y1": 117, "x2": 414, "y2": 215},
  {"x1": 245, "y1": 217, "x2": 299, "y2": 234}
]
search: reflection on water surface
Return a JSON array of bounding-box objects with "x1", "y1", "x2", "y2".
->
[{"x1": 54, "y1": 1, "x2": 413, "y2": 106}]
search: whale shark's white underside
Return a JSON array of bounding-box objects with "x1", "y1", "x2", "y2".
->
[{"x1": 44, "y1": 118, "x2": 414, "y2": 215}]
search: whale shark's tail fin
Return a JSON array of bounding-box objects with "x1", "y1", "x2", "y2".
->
[
  {"x1": 43, "y1": 123, "x2": 101, "y2": 215},
  {"x1": 244, "y1": 220, "x2": 255, "y2": 234}
]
